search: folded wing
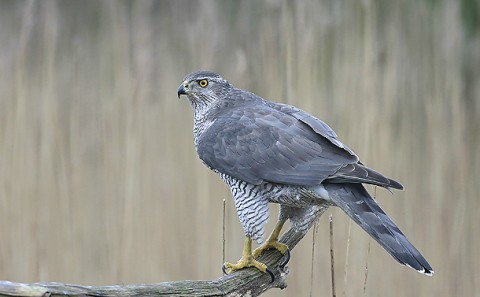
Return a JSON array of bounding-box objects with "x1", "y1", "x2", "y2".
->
[{"x1": 198, "y1": 102, "x2": 401, "y2": 189}]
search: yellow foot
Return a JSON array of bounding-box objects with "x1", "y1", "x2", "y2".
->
[
  {"x1": 223, "y1": 257, "x2": 267, "y2": 273},
  {"x1": 253, "y1": 239, "x2": 289, "y2": 258},
  {"x1": 222, "y1": 257, "x2": 274, "y2": 282},
  {"x1": 252, "y1": 219, "x2": 290, "y2": 268},
  {"x1": 222, "y1": 236, "x2": 275, "y2": 282}
]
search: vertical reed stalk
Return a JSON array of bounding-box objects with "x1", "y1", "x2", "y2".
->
[{"x1": 330, "y1": 214, "x2": 336, "y2": 297}]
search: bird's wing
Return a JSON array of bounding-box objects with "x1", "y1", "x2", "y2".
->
[
  {"x1": 197, "y1": 103, "x2": 359, "y2": 186},
  {"x1": 325, "y1": 163, "x2": 403, "y2": 189},
  {"x1": 269, "y1": 103, "x2": 403, "y2": 189},
  {"x1": 324, "y1": 183, "x2": 433, "y2": 275},
  {"x1": 268, "y1": 102, "x2": 357, "y2": 155}
]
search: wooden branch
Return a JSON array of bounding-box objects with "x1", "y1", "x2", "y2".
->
[{"x1": 0, "y1": 226, "x2": 311, "y2": 297}]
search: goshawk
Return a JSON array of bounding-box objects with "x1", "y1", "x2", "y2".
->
[{"x1": 177, "y1": 71, "x2": 433, "y2": 279}]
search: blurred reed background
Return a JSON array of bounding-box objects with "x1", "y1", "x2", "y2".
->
[{"x1": 0, "y1": 1, "x2": 479, "y2": 296}]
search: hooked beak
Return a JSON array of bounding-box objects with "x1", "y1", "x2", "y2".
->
[{"x1": 177, "y1": 81, "x2": 188, "y2": 98}]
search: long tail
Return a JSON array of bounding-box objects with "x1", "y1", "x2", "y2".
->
[{"x1": 324, "y1": 183, "x2": 433, "y2": 275}]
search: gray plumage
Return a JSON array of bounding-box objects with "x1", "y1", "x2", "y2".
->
[{"x1": 178, "y1": 70, "x2": 433, "y2": 275}]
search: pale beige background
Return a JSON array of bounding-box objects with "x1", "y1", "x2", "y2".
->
[{"x1": 0, "y1": 1, "x2": 479, "y2": 296}]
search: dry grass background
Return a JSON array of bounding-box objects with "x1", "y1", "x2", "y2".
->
[{"x1": 0, "y1": 1, "x2": 479, "y2": 296}]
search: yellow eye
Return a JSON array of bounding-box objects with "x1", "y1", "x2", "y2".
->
[{"x1": 198, "y1": 79, "x2": 208, "y2": 88}]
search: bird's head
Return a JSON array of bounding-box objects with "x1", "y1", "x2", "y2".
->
[{"x1": 177, "y1": 71, "x2": 231, "y2": 110}]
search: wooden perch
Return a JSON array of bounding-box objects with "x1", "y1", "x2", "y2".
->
[{"x1": 0, "y1": 226, "x2": 311, "y2": 297}]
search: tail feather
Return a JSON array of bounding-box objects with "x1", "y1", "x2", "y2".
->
[{"x1": 324, "y1": 183, "x2": 433, "y2": 275}]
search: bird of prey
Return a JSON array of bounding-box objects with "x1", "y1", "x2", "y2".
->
[{"x1": 177, "y1": 71, "x2": 433, "y2": 279}]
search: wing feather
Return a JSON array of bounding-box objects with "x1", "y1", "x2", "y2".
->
[
  {"x1": 197, "y1": 103, "x2": 357, "y2": 186},
  {"x1": 267, "y1": 102, "x2": 403, "y2": 189},
  {"x1": 197, "y1": 100, "x2": 402, "y2": 189}
]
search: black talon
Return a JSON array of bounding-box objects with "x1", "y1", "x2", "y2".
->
[
  {"x1": 279, "y1": 248, "x2": 291, "y2": 269},
  {"x1": 265, "y1": 266, "x2": 275, "y2": 283},
  {"x1": 222, "y1": 264, "x2": 228, "y2": 275}
]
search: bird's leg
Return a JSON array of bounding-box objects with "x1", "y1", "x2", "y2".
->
[
  {"x1": 253, "y1": 219, "x2": 289, "y2": 261},
  {"x1": 222, "y1": 236, "x2": 274, "y2": 281}
]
